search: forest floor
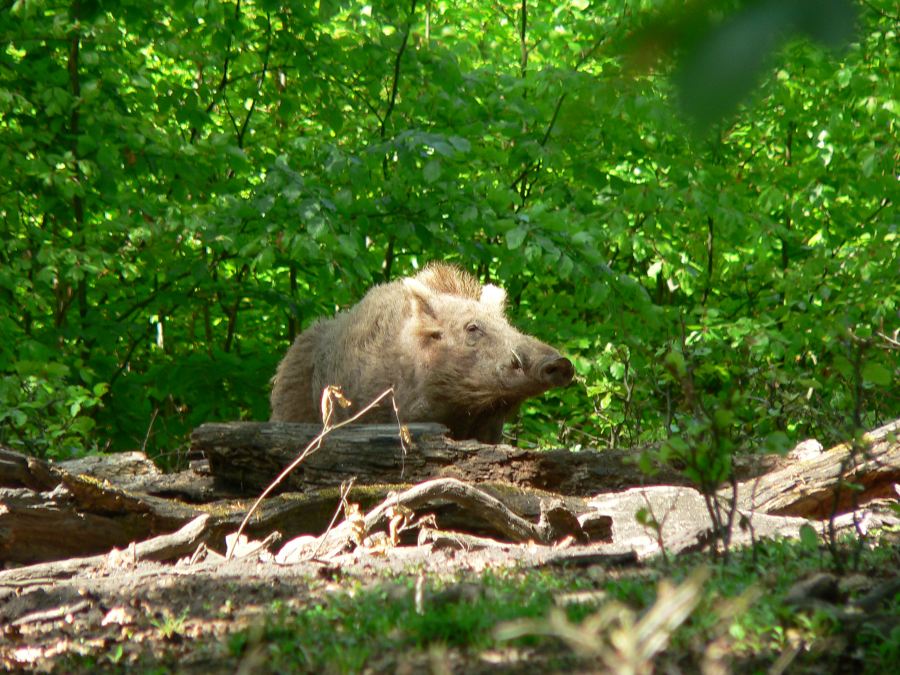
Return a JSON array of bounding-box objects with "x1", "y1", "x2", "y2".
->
[
  {"x1": 3, "y1": 534, "x2": 899, "y2": 674},
  {"x1": 3, "y1": 420, "x2": 899, "y2": 672},
  {"x1": 2, "y1": 544, "x2": 621, "y2": 673}
]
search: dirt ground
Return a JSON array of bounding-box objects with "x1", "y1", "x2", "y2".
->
[
  {"x1": 5, "y1": 531, "x2": 900, "y2": 674},
  {"x1": 1, "y1": 541, "x2": 635, "y2": 673}
]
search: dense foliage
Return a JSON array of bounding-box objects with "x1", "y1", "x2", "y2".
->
[{"x1": 1, "y1": 0, "x2": 897, "y2": 460}]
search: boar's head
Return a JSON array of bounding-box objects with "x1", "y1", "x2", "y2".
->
[{"x1": 401, "y1": 271, "x2": 574, "y2": 443}]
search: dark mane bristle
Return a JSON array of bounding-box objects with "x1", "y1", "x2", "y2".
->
[{"x1": 414, "y1": 263, "x2": 481, "y2": 299}]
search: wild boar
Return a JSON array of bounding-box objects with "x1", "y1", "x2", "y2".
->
[{"x1": 269, "y1": 263, "x2": 574, "y2": 443}]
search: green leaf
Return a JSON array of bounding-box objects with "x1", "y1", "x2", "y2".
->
[
  {"x1": 4, "y1": 409, "x2": 28, "y2": 428},
  {"x1": 423, "y1": 159, "x2": 441, "y2": 183},
  {"x1": 635, "y1": 507, "x2": 653, "y2": 526},
  {"x1": 832, "y1": 355, "x2": 854, "y2": 381},
  {"x1": 862, "y1": 362, "x2": 891, "y2": 387},
  {"x1": 665, "y1": 351, "x2": 687, "y2": 378},
  {"x1": 448, "y1": 136, "x2": 471, "y2": 154},
  {"x1": 506, "y1": 225, "x2": 528, "y2": 250},
  {"x1": 798, "y1": 523, "x2": 819, "y2": 550}
]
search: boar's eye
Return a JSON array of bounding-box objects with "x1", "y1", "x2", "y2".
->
[{"x1": 465, "y1": 322, "x2": 482, "y2": 335}]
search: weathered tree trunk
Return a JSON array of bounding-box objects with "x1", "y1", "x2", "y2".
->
[
  {"x1": 0, "y1": 447, "x2": 199, "y2": 564},
  {"x1": 191, "y1": 420, "x2": 900, "y2": 513},
  {"x1": 735, "y1": 419, "x2": 900, "y2": 518},
  {"x1": 191, "y1": 422, "x2": 690, "y2": 495}
]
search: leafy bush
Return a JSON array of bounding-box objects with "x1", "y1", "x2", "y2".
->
[
  {"x1": 0, "y1": 0, "x2": 896, "y2": 458},
  {"x1": 0, "y1": 360, "x2": 106, "y2": 459}
]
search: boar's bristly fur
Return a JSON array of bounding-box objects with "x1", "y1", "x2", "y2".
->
[{"x1": 269, "y1": 263, "x2": 574, "y2": 444}]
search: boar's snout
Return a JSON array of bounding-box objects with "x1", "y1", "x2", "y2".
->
[{"x1": 536, "y1": 355, "x2": 575, "y2": 387}]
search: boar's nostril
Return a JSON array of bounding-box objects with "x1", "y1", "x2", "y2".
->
[{"x1": 538, "y1": 356, "x2": 575, "y2": 386}]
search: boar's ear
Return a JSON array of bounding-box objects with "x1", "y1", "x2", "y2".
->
[
  {"x1": 480, "y1": 284, "x2": 507, "y2": 312},
  {"x1": 403, "y1": 277, "x2": 438, "y2": 319}
]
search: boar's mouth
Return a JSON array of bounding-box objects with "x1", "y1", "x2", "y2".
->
[
  {"x1": 426, "y1": 352, "x2": 574, "y2": 444},
  {"x1": 449, "y1": 352, "x2": 574, "y2": 411},
  {"x1": 443, "y1": 355, "x2": 573, "y2": 414}
]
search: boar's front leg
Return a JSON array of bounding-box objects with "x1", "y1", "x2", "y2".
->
[{"x1": 456, "y1": 407, "x2": 519, "y2": 444}]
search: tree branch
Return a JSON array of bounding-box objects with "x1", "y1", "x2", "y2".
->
[
  {"x1": 380, "y1": 0, "x2": 418, "y2": 142},
  {"x1": 235, "y1": 13, "x2": 272, "y2": 149},
  {"x1": 519, "y1": 0, "x2": 528, "y2": 80},
  {"x1": 67, "y1": 1, "x2": 88, "y2": 330},
  {"x1": 190, "y1": 0, "x2": 243, "y2": 144},
  {"x1": 702, "y1": 216, "x2": 714, "y2": 305}
]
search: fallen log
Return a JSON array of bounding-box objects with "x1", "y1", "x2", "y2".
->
[
  {"x1": 0, "y1": 447, "x2": 402, "y2": 564},
  {"x1": 2, "y1": 418, "x2": 897, "y2": 566},
  {"x1": 193, "y1": 419, "x2": 900, "y2": 517},
  {"x1": 0, "y1": 485, "x2": 182, "y2": 565},
  {"x1": 0, "y1": 448, "x2": 200, "y2": 565},
  {"x1": 0, "y1": 516, "x2": 212, "y2": 586},
  {"x1": 1, "y1": 441, "x2": 601, "y2": 564},
  {"x1": 735, "y1": 418, "x2": 900, "y2": 518},
  {"x1": 191, "y1": 421, "x2": 690, "y2": 495}
]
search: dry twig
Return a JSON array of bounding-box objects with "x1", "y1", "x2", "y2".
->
[{"x1": 227, "y1": 387, "x2": 407, "y2": 560}]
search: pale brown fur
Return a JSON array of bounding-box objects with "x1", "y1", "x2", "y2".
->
[
  {"x1": 270, "y1": 263, "x2": 573, "y2": 443},
  {"x1": 414, "y1": 263, "x2": 482, "y2": 299}
]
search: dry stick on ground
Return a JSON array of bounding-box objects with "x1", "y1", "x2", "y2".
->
[
  {"x1": 315, "y1": 477, "x2": 580, "y2": 558},
  {"x1": 226, "y1": 387, "x2": 407, "y2": 560},
  {"x1": 308, "y1": 478, "x2": 357, "y2": 560}
]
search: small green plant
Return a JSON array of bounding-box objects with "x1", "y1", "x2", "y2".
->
[
  {"x1": 642, "y1": 343, "x2": 786, "y2": 560},
  {"x1": 105, "y1": 644, "x2": 125, "y2": 665},
  {"x1": 149, "y1": 608, "x2": 190, "y2": 641}
]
